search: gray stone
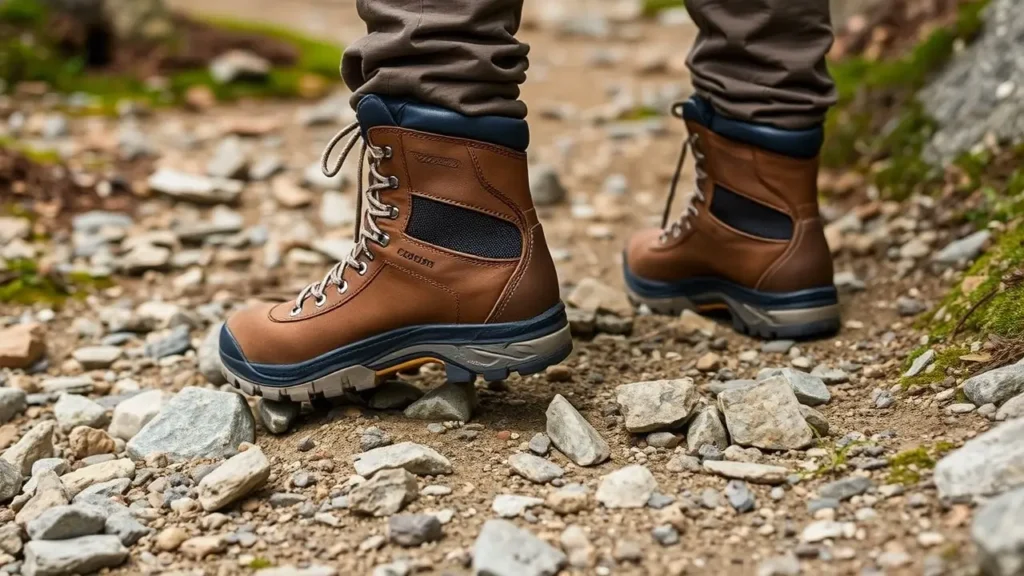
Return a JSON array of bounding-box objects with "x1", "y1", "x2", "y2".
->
[
  {"x1": 896, "y1": 297, "x2": 928, "y2": 317},
  {"x1": 126, "y1": 387, "x2": 255, "y2": 461},
  {"x1": 818, "y1": 476, "x2": 873, "y2": 501},
  {"x1": 41, "y1": 377, "x2": 93, "y2": 395},
  {"x1": 403, "y1": 382, "x2": 475, "y2": 422},
  {"x1": 27, "y1": 504, "x2": 106, "y2": 540},
  {"x1": 528, "y1": 433, "x2": 551, "y2": 455},
  {"x1": 349, "y1": 468, "x2": 419, "y2": 517},
  {"x1": 360, "y1": 427, "x2": 393, "y2": 452},
  {"x1": 964, "y1": 364, "x2": 1024, "y2": 407},
  {"x1": 198, "y1": 322, "x2": 226, "y2": 385},
  {"x1": 0, "y1": 459, "x2": 22, "y2": 502},
  {"x1": 725, "y1": 480, "x2": 755, "y2": 513},
  {"x1": 103, "y1": 512, "x2": 151, "y2": 546},
  {"x1": 108, "y1": 389, "x2": 166, "y2": 441},
  {"x1": 369, "y1": 381, "x2": 423, "y2": 410},
  {"x1": 615, "y1": 378, "x2": 698, "y2": 433},
  {"x1": 652, "y1": 524, "x2": 679, "y2": 546},
  {"x1": 905, "y1": 349, "x2": 936, "y2": 378},
  {"x1": 686, "y1": 405, "x2": 728, "y2": 453},
  {"x1": 935, "y1": 418, "x2": 1024, "y2": 499},
  {"x1": 646, "y1": 432, "x2": 682, "y2": 449},
  {"x1": 257, "y1": 399, "x2": 300, "y2": 434},
  {"x1": 972, "y1": 486, "x2": 1024, "y2": 576},
  {"x1": 997, "y1": 393, "x2": 1024, "y2": 420},
  {"x1": 71, "y1": 346, "x2": 122, "y2": 370},
  {"x1": 22, "y1": 535, "x2": 127, "y2": 576},
  {"x1": 209, "y1": 50, "x2": 271, "y2": 84},
  {"x1": 54, "y1": 394, "x2": 107, "y2": 431},
  {"x1": 248, "y1": 155, "x2": 283, "y2": 181},
  {"x1": 73, "y1": 478, "x2": 130, "y2": 502},
  {"x1": 197, "y1": 446, "x2": 271, "y2": 511},
  {"x1": 545, "y1": 394, "x2": 610, "y2": 467},
  {"x1": 472, "y1": 519, "x2": 567, "y2": 576},
  {"x1": 508, "y1": 453, "x2": 564, "y2": 484},
  {"x1": 718, "y1": 378, "x2": 813, "y2": 450},
  {"x1": 528, "y1": 164, "x2": 567, "y2": 206},
  {"x1": 144, "y1": 325, "x2": 191, "y2": 359},
  {"x1": 387, "y1": 514, "x2": 443, "y2": 547},
  {"x1": 800, "y1": 405, "x2": 830, "y2": 436},
  {"x1": 320, "y1": 190, "x2": 356, "y2": 228},
  {"x1": 758, "y1": 368, "x2": 831, "y2": 406},
  {"x1": 0, "y1": 388, "x2": 27, "y2": 423},
  {"x1": 15, "y1": 470, "x2": 68, "y2": 527},
  {"x1": 492, "y1": 494, "x2": 543, "y2": 518},
  {"x1": 757, "y1": 554, "x2": 801, "y2": 576},
  {"x1": 205, "y1": 138, "x2": 248, "y2": 179},
  {"x1": 353, "y1": 442, "x2": 452, "y2": 477},
  {"x1": 872, "y1": 388, "x2": 896, "y2": 409},
  {"x1": 3, "y1": 421, "x2": 55, "y2": 475},
  {"x1": 60, "y1": 459, "x2": 134, "y2": 498},
  {"x1": 703, "y1": 460, "x2": 789, "y2": 485},
  {"x1": 933, "y1": 230, "x2": 991, "y2": 265},
  {"x1": 596, "y1": 465, "x2": 657, "y2": 509},
  {"x1": 147, "y1": 168, "x2": 242, "y2": 205}
]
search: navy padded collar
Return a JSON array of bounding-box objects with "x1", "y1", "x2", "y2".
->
[{"x1": 682, "y1": 96, "x2": 823, "y2": 159}]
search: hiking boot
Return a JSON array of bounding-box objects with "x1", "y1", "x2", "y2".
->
[
  {"x1": 623, "y1": 96, "x2": 840, "y2": 339},
  {"x1": 219, "y1": 96, "x2": 572, "y2": 401}
]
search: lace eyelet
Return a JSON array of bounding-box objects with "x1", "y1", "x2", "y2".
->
[
  {"x1": 289, "y1": 306, "x2": 302, "y2": 317},
  {"x1": 378, "y1": 232, "x2": 390, "y2": 247},
  {"x1": 337, "y1": 281, "x2": 349, "y2": 294},
  {"x1": 358, "y1": 261, "x2": 368, "y2": 275},
  {"x1": 383, "y1": 146, "x2": 393, "y2": 159},
  {"x1": 315, "y1": 295, "x2": 327, "y2": 307},
  {"x1": 388, "y1": 176, "x2": 399, "y2": 189},
  {"x1": 388, "y1": 205, "x2": 400, "y2": 219}
]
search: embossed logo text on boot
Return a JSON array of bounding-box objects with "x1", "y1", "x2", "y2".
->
[
  {"x1": 398, "y1": 248, "x2": 435, "y2": 269},
  {"x1": 411, "y1": 152, "x2": 461, "y2": 169}
]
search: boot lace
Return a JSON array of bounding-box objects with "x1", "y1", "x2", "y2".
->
[
  {"x1": 290, "y1": 122, "x2": 399, "y2": 316},
  {"x1": 660, "y1": 102, "x2": 707, "y2": 242}
]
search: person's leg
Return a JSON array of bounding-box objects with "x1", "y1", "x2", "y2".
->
[
  {"x1": 341, "y1": 0, "x2": 529, "y2": 118},
  {"x1": 685, "y1": 0, "x2": 837, "y2": 129},
  {"x1": 624, "y1": 0, "x2": 840, "y2": 339},
  {"x1": 220, "y1": 0, "x2": 570, "y2": 400}
]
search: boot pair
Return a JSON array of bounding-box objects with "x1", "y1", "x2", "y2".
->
[{"x1": 219, "y1": 95, "x2": 838, "y2": 399}]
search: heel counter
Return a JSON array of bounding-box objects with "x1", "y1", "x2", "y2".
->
[
  {"x1": 759, "y1": 216, "x2": 835, "y2": 293},
  {"x1": 491, "y1": 217, "x2": 562, "y2": 323}
]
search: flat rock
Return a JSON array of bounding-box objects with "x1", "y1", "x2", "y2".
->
[
  {"x1": 349, "y1": 468, "x2": 419, "y2": 517},
  {"x1": 71, "y1": 346, "x2": 122, "y2": 370},
  {"x1": 403, "y1": 382, "x2": 475, "y2": 422},
  {"x1": 54, "y1": 394, "x2": 107, "y2": 431},
  {"x1": 26, "y1": 504, "x2": 106, "y2": 540},
  {"x1": 933, "y1": 230, "x2": 991, "y2": 265},
  {"x1": 492, "y1": 494, "x2": 544, "y2": 518},
  {"x1": 508, "y1": 453, "x2": 564, "y2": 484},
  {"x1": 257, "y1": 398, "x2": 300, "y2": 434},
  {"x1": 757, "y1": 368, "x2": 831, "y2": 406},
  {"x1": 596, "y1": 465, "x2": 657, "y2": 509},
  {"x1": 127, "y1": 387, "x2": 255, "y2": 461},
  {"x1": 16, "y1": 470, "x2": 69, "y2": 527},
  {"x1": 353, "y1": 442, "x2": 452, "y2": 477},
  {"x1": 23, "y1": 535, "x2": 127, "y2": 576},
  {"x1": 615, "y1": 378, "x2": 698, "y2": 433},
  {"x1": 686, "y1": 405, "x2": 728, "y2": 453},
  {"x1": 387, "y1": 513, "x2": 443, "y2": 547},
  {"x1": 472, "y1": 519, "x2": 567, "y2": 576},
  {"x1": 41, "y1": 376, "x2": 93, "y2": 395},
  {"x1": 60, "y1": 459, "x2": 135, "y2": 498},
  {"x1": 0, "y1": 459, "x2": 22, "y2": 502},
  {"x1": 368, "y1": 381, "x2": 423, "y2": 410},
  {"x1": 905, "y1": 349, "x2": 936, "y2": 378},
  {"x1": 972, "y1": 485, "x2": 1024, "y2": 576},
  {"x1": 545, "y1": 394, "x2": 610, "y2": 467},
  {"x1": 935, "y1": 417, "x2": 1024, "y2": 499},
  {"x1": 3, "y1": 421, "x2": 55, "y2": 475},
  {"x1": 567, "y1": 277, "x2": 634, "y2": 318},
  {"x1": 0, "y1": 388, "x2": 27, "y2": 424},
  {"x1": 818, "y1": 476, "x2": 873, "y2": 501},
  {"x1": 210, "y1": 50, "x2": 270, "y2": 84},
  {"x1": 108, "y1": 389, "x2": 166, "y2": 441},
  {"x1": 0, "y1": 323, "x2": 46, "y2": 369},
  {"x1": 197, "y1": 446, "x2": 271, "y2": 511},
  {"x1": 147, "y1": 168, "x2": 242, "y2": 204},
  {"x1": 702, "y1": 460, "x2": 789, "y2": 485},
  {"x1": 718, "y1": 377, "x2": 813, "y2": 451},
  {"x1": 964, "y1": 364, "x2": 1024, "y2": 407}
]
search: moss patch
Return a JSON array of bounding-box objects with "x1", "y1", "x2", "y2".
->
[
  {"x1": 0, "y1": 259, "x2": 113, "y2": 306},
  {"x1": 887, "y1": 442, "x2": 956, "y2": 485},
  {"x1": 642, "y1": 0, "x2": 685, "y2": 16},
  {"x1": 900, "y1": 345, "x2": 970, "y2": 389}
]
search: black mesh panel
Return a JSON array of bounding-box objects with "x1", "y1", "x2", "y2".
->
[
  {"x1": 405, "y1": 195, "x2": 522, "y2": 259},
  {"x1": 709, "y1": 185, "x2": 793, "y2": 240}
]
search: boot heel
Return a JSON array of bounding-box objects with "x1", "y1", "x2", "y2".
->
[{"x1": 443, "y1": 324, "x2": 573, "y2": 384}]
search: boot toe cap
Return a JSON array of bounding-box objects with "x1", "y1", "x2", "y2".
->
[
  {"x1": 222, "y1": 302, "x2": 284, "y2": 365},
  {"x1": 625, "y1": 228, "x2": 667, "y2": 279}
]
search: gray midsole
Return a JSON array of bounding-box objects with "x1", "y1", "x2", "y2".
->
[
  {"x1": 221, "y1": 325, "x2": 573, "y2": 403},
  {"x1": 628, "y1": 289, "x2": 839, "y2": 328}
]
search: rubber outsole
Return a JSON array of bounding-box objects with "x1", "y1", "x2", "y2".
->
[{"x1": 220, "y1": 315, "x2": 573, "y2": 403}]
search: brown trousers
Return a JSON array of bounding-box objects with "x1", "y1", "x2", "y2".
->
[{"x1": 341, "y1": 0, "x2": 837, "y2": 130}]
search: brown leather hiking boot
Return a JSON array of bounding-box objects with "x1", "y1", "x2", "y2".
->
[
  {"x1": 219, "y1": 96, "x2": 571, "y2": 401},
  {"x1": 624, "y1": 96, "x2": 839, "y2": 339}
]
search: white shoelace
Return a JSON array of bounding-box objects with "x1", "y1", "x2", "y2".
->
[
  {"x1": 290, "y1": 122, "x2": 398, "y2": 316},
  {"x1": 660, "y1": 102, "x2": 708, "y2": 241}
]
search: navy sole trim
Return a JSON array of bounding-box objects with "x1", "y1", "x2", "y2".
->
[{"x1": 220, "y1": 304, "x2": 569, "y2": 388}]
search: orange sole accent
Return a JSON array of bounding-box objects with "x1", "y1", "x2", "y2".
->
[
  {"x1": 696, "y1": 303, "x2": 729, "y2": 312},
  {"x1": 374, "y1": 357, "x2": 444, "y2": 378}
]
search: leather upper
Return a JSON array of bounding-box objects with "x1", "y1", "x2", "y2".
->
[{"x1": 226, "y1": 126, "x2": 559, "y2": 365}]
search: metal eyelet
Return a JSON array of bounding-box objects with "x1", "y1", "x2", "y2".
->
[
  {"x1": 289, "y1": 306, "x2": 302, "y2": 317},
  {"x1": 378, "y1": 232, "x2": 390, "y2": 247},
  {"x1": 337, "y1": 281, "x2": 349, "y2": 294},
  {"x1": 358, "y1": 261, "x2": 368, "y2": 276},
  {"x1": 388, "y1": 176, "x2": 399, "y2": 189},
  {"x1": 315, "y1": 295, "x2": 327, "y2": 307},
  {"x1": 388, "y1": 205, "x2": 400, "y2": 219},
  {"x1": 383, "y1": 146, "x2": 393, "y2": 159}
]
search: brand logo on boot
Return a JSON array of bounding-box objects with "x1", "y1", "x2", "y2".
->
[
  {"x1": 398, "y1": 248, "x2": 435, "y2": 269},
  {"x1": 411, "y1": 152, "x2": 461, "y2": 169}
]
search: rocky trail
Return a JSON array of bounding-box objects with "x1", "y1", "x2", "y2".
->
[{"x1": 1, "y1": 1, "x2": 1023, "y2": 575}]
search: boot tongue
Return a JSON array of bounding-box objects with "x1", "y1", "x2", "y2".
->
[{"x1": 355, "y1": 95, "x2": 398, "y2": 141}]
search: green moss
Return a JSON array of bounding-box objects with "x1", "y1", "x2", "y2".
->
[
  {"x1": 248, "y1": 557, "x2": 273, "y2": 570},
  {"x1": 900, "y1": 345, "x2": 969, "y2": 389},
  {"x1": 0, "y1": 136, "x2": 61, "y2": 164},
  {"x1": 198, "y1": 17, "x2": 342, "y2": 79},
  {"x1": 0, "y1": 0, "x2": 47, "y2": 26},
  {"x1": 802, "y1": 440, "x2": 866, "y2": 480},
  {"x1": 926, "y1": 225, "x2": 1024, "y2": 340},
  {"x1": 0, "y1": 259, "x2": 112, "y2": 305},
  {"x1": 642, "y1": 0, "x2": 685, "y2": 16},
  {"x1": 887, "y1": 442, "x2": 955, "y2": 485}
]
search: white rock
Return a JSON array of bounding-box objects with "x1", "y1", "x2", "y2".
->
[
  {"x1": 353, "y1": 442, "x2": 452, "y2": 477},
  {"x1": 596, "y1": 465, "x2": 657, "y2": 509},
  {"x1": 23, "y1": 535, "x2": 127, "y2": 576},
  {"x1": 935, "y1": 418, "x2": 1024, "y2": 499},
  {"x1": 492, "y1": 494, "x2": 544, "y2": 518},
  {"x1": 197, "y1": 446, "x2": 271, "y2": 511},
  {"x1": 126, "y1": 387, "x2": 255, "y2": 461},
  {"x1": 108, "y1": 390, "x2": 167, "y2": 441},
  {"x1": 54, "y1": 395, "x2": 107, "y2": 431}
]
